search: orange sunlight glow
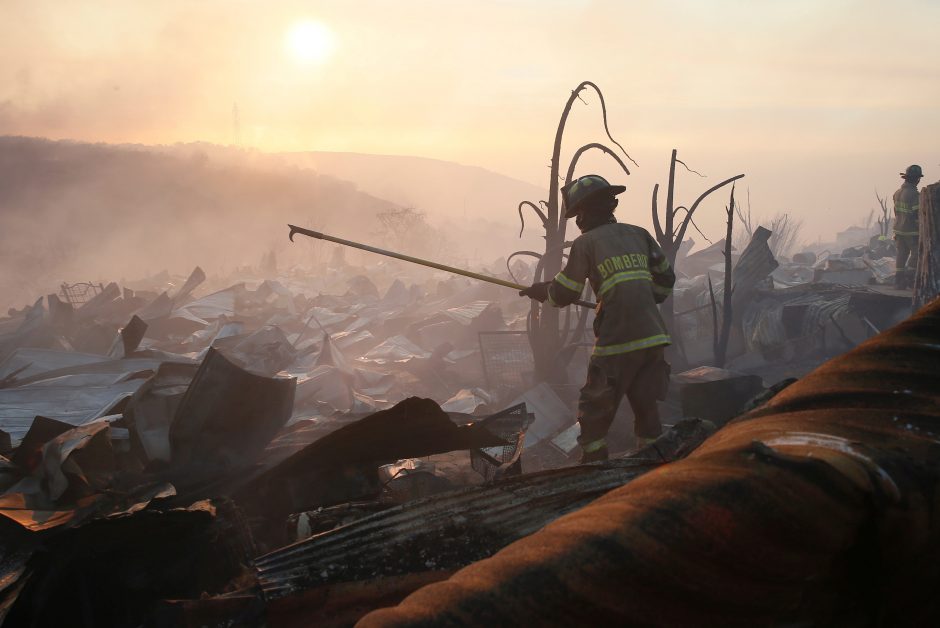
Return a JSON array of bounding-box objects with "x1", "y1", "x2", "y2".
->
[{"x1": 285, "y1": 20, "x2": 336, "y2": 64}]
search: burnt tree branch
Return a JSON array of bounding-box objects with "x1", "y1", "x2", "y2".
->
[
  {"x1": 715, "y1": 184, "x2": 736, "y2": 367},
  {"x1": 517, "y1": 201, "x2": 548, "y2": 238},
  {"x1": 674, "y1": 174, "x2": 746, "y2": 252},
  {"x1": 675, "y1": 158, "x2": 706, "y2": 177},
  {"x1": 652, "y1": 183, "x2": 663, "y2": 242}
]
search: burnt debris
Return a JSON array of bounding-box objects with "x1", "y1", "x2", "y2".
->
[{"x1": 0, "y1": 236, "x2": 932, "y2": 626}]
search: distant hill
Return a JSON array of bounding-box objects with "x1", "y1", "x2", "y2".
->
[
  {"x1": 0, "y1": 138, "x2": 548, "y2": 311},
  {"x1": 155, "y1": 145, "x2": 551, "y2": 265},
  {"x1": 281, "y1": 151, "x2": 546, "y2": 224},
  {"x1": 0, "y1": 137, "x2": 396, "y2": 310},
  {"x1": 279, "y1": 151, "x2": 550, "y2": 270}
]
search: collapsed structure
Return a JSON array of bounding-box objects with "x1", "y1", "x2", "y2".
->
[
  {"x1": 0, "y1": 219, "x2": 934, "y2": 625},
  {"x1": 670, "y1": 225, "x2": 911, "y2": 368}
]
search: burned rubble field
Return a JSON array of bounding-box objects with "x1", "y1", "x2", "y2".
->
[{"x1": 0, "y1": 239, "x2": 931, "y2": 628}]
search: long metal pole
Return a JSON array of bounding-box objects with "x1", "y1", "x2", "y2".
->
[{"x1": 288, "y1": 224, "x2": 596, "y2": 309}]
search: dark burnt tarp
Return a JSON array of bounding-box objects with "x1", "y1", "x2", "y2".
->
[
  {"x1": 169, "y1": 347, "x2": 295, "y2": 475},
  {"x1": 4, "y1": 499, "x2": 254, "y2": 628},
  {"x1": 361, "y1": 297, "x2": 940, "y2": 627}
]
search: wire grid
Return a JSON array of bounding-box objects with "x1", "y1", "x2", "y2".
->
[
  {"x1": 478, "y1": 331, "x2": 535, "y2": 402},
  {"x1": 59, "y1": 282, "x2": 103, "y2": 307},
  {"x1": 470, "y1": 402, "x2": 533, "y2": 481}
]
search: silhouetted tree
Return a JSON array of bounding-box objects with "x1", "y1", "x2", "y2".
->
[
  {"x1": 875, "y1": 189, "x2": 892, "y2": 239},
  {"x1": 733, "y1": 191, "x2": 802, "y2": 259},
  {"x1": 651, "y1": 149, "x2": 743, "y2": 365},
  {"x1": 515, "y1": 81, "x2": 636, "y2": 383}
]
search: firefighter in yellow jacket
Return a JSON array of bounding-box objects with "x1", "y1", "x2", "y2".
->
[
  {"x1": 520, "y1": 175, "x2": 675, "y2": 463},
  {"x1": 893, "y1": 164, "x2": 923, "y2": 288}
]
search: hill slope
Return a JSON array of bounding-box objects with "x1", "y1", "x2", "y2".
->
[
  {"x1": 0, "y1": 138, "x2": 548, "y2": 310},
  {"x1": 0, "y1": 137, "x2": 395, "y2": 309},
  {"x1": 281, "y1": 151, "x2": 546, "y2": 225}
]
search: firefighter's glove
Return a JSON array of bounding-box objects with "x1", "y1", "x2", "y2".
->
[{"x1": 519, "y1": 281, "x2": 551, "y2": 303}]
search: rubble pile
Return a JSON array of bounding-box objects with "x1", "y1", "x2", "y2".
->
[
  {"x1": 357, "y1": 293, "x2": 940, "y2": 627},
  {"x1": 767, "y1": 230, "x2": 899, "y2": 289},
  {"x1": 0, "y1": 257, "x2": 690, "y2": 626},
  {"x1": 671, "y1": 229, "x2": 911, "y2": 369},
  {"x1": 0, "y1": 225, "x2": 925, "y2": 625}
]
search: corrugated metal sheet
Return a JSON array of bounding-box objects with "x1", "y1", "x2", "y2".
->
[
  {"x1": 0, "y1": 348, "x2": 111, "y2": 383},
  {"x1": 741, "y1": 284, "x2": 893, "y2": 354},
  {"x1": 442, "y1": 301, "x2": 494, "y2": 326},
  {"x1": 254, "y1": 458, "x2": 663, "y2": 601},
  {"x1": 0, "y1": 379, "x2": 145, "y2": 444}
]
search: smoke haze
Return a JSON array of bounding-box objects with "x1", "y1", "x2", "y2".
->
[
  {"x1": 0, "y1": 137, "x2": 547, "y2": 311},
  {"x1": 1, "y1": 0, "x2": 938, "y2": 246}
]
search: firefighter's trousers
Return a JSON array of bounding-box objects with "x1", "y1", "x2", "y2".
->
[
  {"x1": 576, "y1": 345, "x2": 669, "y2": 452},
  {"x1": 896, "y1": 235, "x2": 918, "y2": 271}
]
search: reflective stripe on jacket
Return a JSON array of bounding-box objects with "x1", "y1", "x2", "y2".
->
[
  {"x1": 894, "y1": 183, "x2": 920, "y2": 237},
  {"x1": 547, "y1": 222, "x2": 675, "y2": 356}
]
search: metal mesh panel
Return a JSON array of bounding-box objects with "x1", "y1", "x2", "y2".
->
[
  {"x1": 478, "y1": 331, "x2": 534, "y2": 402},
  {"x1": 470, "y1": 402, "x2": 534, "y2": 481},
  {"x1": 59, "y1": 282, "x2": 104, "y2": 307}
]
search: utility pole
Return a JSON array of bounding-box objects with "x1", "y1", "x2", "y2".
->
[{"x1": 914, "y1": 181, "x2": 940, "y2": 309}]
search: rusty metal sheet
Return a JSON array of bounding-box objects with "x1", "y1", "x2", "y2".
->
[
  {"x1": 254, "y1": 458, "x2": 662, "y2": 601},
  {"x1": 253, "y1": 419, "x2": 714, "y2": 605}
]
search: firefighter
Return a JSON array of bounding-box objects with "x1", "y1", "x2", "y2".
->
[
  {"x1": 894, "y1": 164, "x2": 923, "y2": 288},
  {"x1": 520, "y1": 174, "x2": 675, "y2": 463}
]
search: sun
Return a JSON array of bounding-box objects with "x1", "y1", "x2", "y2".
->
[{"x1": 285, "y1": 20, "x2": 336, "y2": 65}]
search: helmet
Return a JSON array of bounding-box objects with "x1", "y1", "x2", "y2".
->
[
  {"x1": 562, "y1": 174, "x2": 626, "y2": 218},
  {"x1": 901, "y1": 165, "x2": 923, "y2": 179}
]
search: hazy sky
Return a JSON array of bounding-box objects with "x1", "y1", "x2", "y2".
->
[{"x1": 1, "y1": 0, "x2": 938, "y2": 244}]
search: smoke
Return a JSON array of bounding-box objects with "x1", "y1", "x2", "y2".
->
[
  {"x1": 0, "y1": 137, "x2": 546, "y2": 312},
  {"x1": 0, "y1": 137, "x2": 393, "y2": 310}
]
